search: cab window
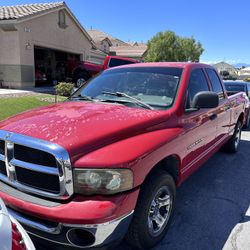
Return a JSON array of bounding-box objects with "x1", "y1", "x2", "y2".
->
[{"x1": 206, "y1": 68, "x2": 225, "y2": 99}]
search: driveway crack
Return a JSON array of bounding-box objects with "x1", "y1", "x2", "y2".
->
[{"x1": 229, "y1": 224, "x2": 244, "y2": 250}]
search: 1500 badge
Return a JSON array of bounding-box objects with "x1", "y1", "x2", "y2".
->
[{"x1": 187, "y1": 138, "x2": 203, "y2": 150}]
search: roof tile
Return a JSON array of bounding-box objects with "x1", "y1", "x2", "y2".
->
[{"x1": 0, "y1": 2, "x2": 64, "y2": 20}]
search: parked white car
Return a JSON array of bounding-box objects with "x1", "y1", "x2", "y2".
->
[{"x1": 0, "y1": 198, "x2": 35, "y2": 250}]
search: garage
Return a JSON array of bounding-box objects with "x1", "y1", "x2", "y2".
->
[
  {"x1": 34, "y1": 47, "x2": 80, "y2": 86},
  {"x1": 0, "y1": 2, "x2": 104, "y2": 89}
]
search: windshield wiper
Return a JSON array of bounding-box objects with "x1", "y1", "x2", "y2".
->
[
  {"x1": 102, "y1": 91, "x2": 153, "y2": 110},
  {"x1": 69, "y1": 95, "x2": 94, "y2": 102}
]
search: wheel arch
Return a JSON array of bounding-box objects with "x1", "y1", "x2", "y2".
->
[
  {"x1": 238, "y1": 112, "x2": 245, "y2": 126},
  {"x1": 144, "y1": 154, "x2": 181, "y2": 185}
]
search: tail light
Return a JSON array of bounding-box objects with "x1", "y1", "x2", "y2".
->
[{"x1": 11, "y1": 222, "x2": 26, "y2": 250}]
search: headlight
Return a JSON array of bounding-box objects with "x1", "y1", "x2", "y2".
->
[{"x1": 73, "y1": 169, "x2": 133, "y2": 195}]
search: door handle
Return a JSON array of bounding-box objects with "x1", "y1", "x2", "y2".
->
[{"x1": 209, "y1": 113, "x2": 217, "y2": 120}]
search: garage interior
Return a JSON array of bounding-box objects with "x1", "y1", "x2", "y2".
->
[{"x1": 34, "y1": 47, "x2": 80, "y2": 87}]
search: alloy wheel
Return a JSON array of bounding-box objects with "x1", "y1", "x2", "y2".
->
[{"x1": 148, "y1": 186, "x2": 172, "y2": 237}]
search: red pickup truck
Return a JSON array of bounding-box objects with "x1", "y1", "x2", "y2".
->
[
  {"x1": 0, "y1": 63, "x2": 247, "y2": 249},
  {"x1": 71, "y1": 55, "x2": 138, "y2": 87}
]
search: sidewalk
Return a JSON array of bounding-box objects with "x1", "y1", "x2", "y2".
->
[
  {"x1": 0, "y1": 87, "x2": 55, "y2": 98},
  {"x1": 0, "y1": 89, "x2": 30, "y2": 95},
  {"x1": 223, "y1": 206, "x2": 250, "y2": 250}
]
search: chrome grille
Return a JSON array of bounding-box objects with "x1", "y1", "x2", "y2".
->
[
  {"x1": 0, "y1": 139, "x2": 4, "y2": 154},
  {"x1": 0, "y1": 130, "x2": 73, "y2": 199}
]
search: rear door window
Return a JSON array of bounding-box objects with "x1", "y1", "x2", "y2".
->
[
  {"x1": 206, "y1": 69, "x2": 225, "y2": 99},
  {"x1": 247, "y1": 84, "x2": 250, "y2": 97}
]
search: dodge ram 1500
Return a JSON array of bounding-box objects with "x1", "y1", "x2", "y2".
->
[{"x1": 0, "y1": 62, "x2": 246, "y2": 249}]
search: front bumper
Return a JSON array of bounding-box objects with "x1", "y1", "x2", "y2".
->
[
  {"x1": 0, "y1": 180, "x2": 139, "y2": 248},
  {"x1": 8, "y1": 207, "x2": 133, "y2": 249}
]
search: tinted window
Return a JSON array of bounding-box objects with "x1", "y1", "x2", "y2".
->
[
  {"x1": 108, "y1": 58, "x2": 136, "y2": 68},
  {"x1": 186, "y1": 68, "x2": 209, "y2": 108},
  {"x1": 206, "y1": 69, "x2": 224, "y2": 99},
  {"x1": 224, "y1": 84, "x2": 245, "y2": 92},
  {"x1": 72, "y1": 67, "x2": 183, "y2": 110}
]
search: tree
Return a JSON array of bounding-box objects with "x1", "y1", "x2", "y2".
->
[{"x1": 145, "y1": 31, "x2": 204, "y2": 62}]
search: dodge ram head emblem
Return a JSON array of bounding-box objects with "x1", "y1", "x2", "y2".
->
[{"x1": 5, "y1": 132, "x2": 12, "y2": 140}]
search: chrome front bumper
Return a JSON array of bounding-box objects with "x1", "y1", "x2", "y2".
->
[{"x1": 8, "y1": 207, "x2": 133, "y2": 249}]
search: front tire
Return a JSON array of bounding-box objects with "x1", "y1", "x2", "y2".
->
[{"x1": 126, "y1": 171, "x2": 176, "y2": 249}]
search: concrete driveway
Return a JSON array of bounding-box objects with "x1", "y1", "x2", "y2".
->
[
  {"x1": 0, "y1": 87, "x2": 54, "y2": 97},
  {"x1": 35, "y1": 129, "x2": 250, "y2": 250}
]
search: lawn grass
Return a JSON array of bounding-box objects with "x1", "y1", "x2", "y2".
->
[{"x1": 0, "y1": 95, "x2": 66, "y2": 121}]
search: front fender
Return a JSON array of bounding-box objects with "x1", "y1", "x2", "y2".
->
[{"x1": 73, "y1": 127, "x2": 184, "y2": 187}]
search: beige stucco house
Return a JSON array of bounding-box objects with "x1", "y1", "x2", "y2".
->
[
  {"x1": 109, "y1": 43, "x2": 148, "y2": 61},
  {"x1": 88, "y1": 29, "x2": 148, "y2": 61},
  {"x1": 87, "y1": 29, "x2": 112, "y2": 54},
  {"x1": 0, "y1": 2, "x2": 101, "y2": 89},
  {"x1": 213, "y1": 62, "x2": 238, "y2": 77},
  {"x1": 238, "y1": 67, "x2": 250, "y2": 79}
]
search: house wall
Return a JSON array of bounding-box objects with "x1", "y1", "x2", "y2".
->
[
  {"x1": 89, "y1": 49, "x2": 107, "y2": 65},
  {"x1": 0, "y1": 8, "x2": 92, "y2": 89},
  {"x1": 0, "y1": 29, "x2": 24, "y2": 88}
]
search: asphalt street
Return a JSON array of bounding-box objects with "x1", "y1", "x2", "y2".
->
[{"x1": 35, "y1": 128, "x2": 250, "y2": 250}]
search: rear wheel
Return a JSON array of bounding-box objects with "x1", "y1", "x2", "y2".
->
[
  {"x1": 76, "y1": 78, "x2": 86, "y2": 88},
  {"x1": 126, "y1": 171, "x2": 176, "y2": 249},
  {"x1": 224, "y1": 120, "x2": 242, "y2": 153},
  {"x1": 73, "y1": 70, "x2": 91, "y2": 88}
]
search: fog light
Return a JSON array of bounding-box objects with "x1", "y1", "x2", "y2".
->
[{"x1": 67, "y1": 228, "x2": 95, "y2": 247}]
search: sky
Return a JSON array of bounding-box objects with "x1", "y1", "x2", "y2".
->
[{"x1": 1, "y1": 0, "x2": 250, "y2": 64}]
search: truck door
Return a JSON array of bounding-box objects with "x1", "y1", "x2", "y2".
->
[
  {"x1": 181, "y1": 68, "x2": 217, "y2": 176},
  {"x1": 205, "y1": 68, "x2": 231, "y2": 142}
]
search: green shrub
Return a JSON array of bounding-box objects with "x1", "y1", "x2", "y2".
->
[
  {"x1": 55, "y1": 82, "x2": 74, "y2": 97},
  {"x1": 244, "y1": 77, "x2": 250, "y2": 82}
]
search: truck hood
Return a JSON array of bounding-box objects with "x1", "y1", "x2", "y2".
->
[{"x1": 0, "y1": 102, "x2": 169, "y2": 160}]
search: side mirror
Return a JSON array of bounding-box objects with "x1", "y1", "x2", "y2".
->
[{"x1": 192, "y1": 91, "x2": 219, "y2": 109}]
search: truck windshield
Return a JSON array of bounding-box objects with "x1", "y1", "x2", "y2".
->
[{"x1": 71, "y1": 67, "x2": 183, "y2": 110}]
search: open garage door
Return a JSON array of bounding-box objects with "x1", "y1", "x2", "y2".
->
[{"x1": 34, "y1": 47, "x2": 80, "y2": 87}]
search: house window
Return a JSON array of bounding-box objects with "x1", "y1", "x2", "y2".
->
[
  {"x1": 103, "y1": 44, "x2": 107, "y2": 52},
  {"x1": 58, "y1": 10, "x2": 67, "y2": 29}
]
